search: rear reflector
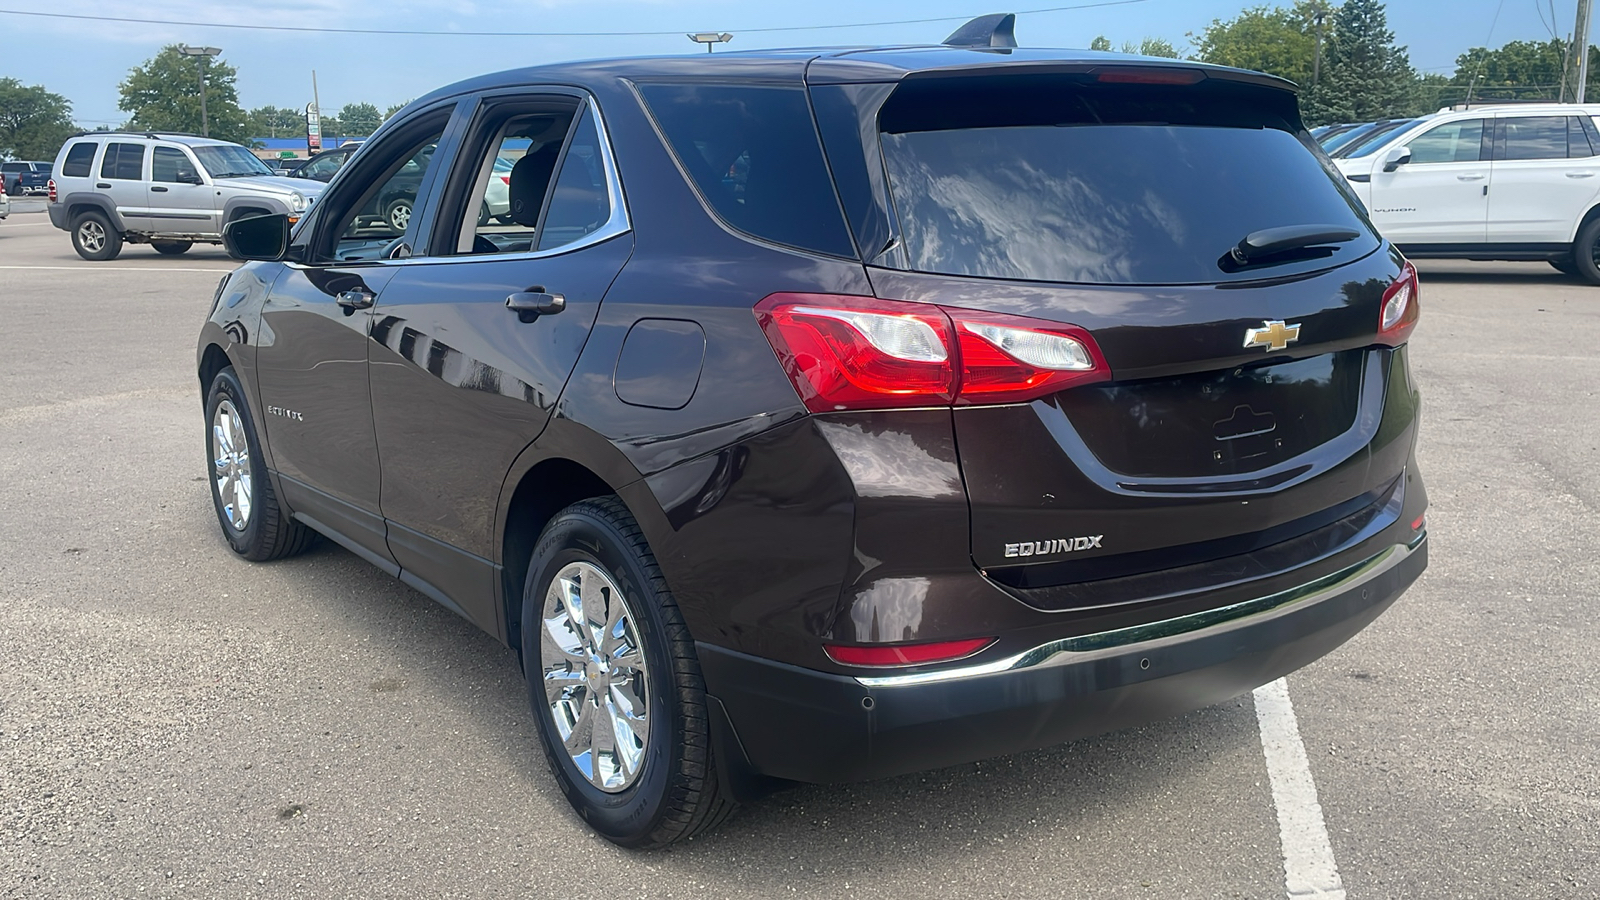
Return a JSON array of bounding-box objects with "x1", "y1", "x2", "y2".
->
[
  {"x1": 1376, "y1": 260, "x2": 1420, "y2": 346},
  {"x1": 825, "y1": 637, "x2": 995, "y2": 668},
  {"x1": 1411, "y1": 514, "x2": 1426, "y2": 531},
  {"x1": 755, "y1": 293, "x2": 1111, "y2": 412}
]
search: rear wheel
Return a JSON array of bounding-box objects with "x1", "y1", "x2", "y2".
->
[
  {"x1": 385, "y1": 198, "x2": 412, "y2": 233},
  {"x1": 71, "y1": 210, "x2": 122, "y2": 261},
  {"x1": 1572, "y1": 219, "x2": 1600, "y2": 285},
  {"x1": 204, "y1": 366, "x2": 316, "y2": 561},
  {"x1": 153, "y1": 240, "x2": 193, "y2": 255},
  {"x1": 522, "y1": 497, "x2": 736, "y2": 848}
]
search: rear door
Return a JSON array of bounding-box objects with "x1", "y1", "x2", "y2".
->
[
  {"x1": 148, "y1": 145, "x2": 219, "y2": 234},
  {"x1": 97, "y1": 142, "x2": 152, "y2": 231},
  {"x1": 367, "y1": 92, "x2": 632, "y2": 629},
  {"x1": 1365, "y1": 116, "x2": 1489, "y2": 244},
  {"x1": 822, "y1": 69, "x2": 1413, "y2": 589},
  {"x1": 1486, "y1": 114, "x2": 1600, "y2": 243}
]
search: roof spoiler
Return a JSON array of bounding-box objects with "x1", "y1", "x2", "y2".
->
[{"x1": 943, "y1": 13, "x2": 1018, "y2": 49}]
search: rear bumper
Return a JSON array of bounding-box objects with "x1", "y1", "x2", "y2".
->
[
  {"x1": 47, "y1": 203, "x2": 68, "y2": 230},
  {"x1": 702, "y1": 535, "x2": 1425, "y2": 784}
]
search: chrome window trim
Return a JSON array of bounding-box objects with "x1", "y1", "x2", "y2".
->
[
  {"x1": 388, "y1": 99, "x2": 631, "y2": 267},
  {"x1": 854, "y1": 538, "x2": 1422, "y2": 688}
]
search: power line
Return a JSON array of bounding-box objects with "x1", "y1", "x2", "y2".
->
[{"x1": 0, "y1": 1, "x2": 1148, "y2": 38}]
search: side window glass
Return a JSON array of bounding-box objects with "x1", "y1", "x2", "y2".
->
[
  {"x1": 457, "y1": 108, "x2": 577, "y2": 255},
  {"x1": 1568, "y1": 117, "x2": 1595, "y2": 158},
  {"x1": 1499, "y1": 116, "x2": 1568, "y2": 160},
  {"x1": 1406, "y1": 120, "x2": 1483, "y2": 164},
  {"x1": 100, "y1": 143, "x2": 146, "y2": 180},
  {"x1": 151, "y1": 147, "x2": 192, "y2": 183},
  {"x1": 538, "y1": 112, "x2": 612, "y2": 251},
  {"x1": 331, "y1": 134, "x2": 443, "y2": 260},
  {"x1": 61, "y1": 142, "x2": 96, "y2": 177}
]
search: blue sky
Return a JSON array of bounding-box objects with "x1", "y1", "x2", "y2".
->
[{"x1": 0, "y1": 0, "x2": 1584, "y2": 128}]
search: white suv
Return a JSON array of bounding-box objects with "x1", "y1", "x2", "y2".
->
[
  {"x1": 47, "y1": 132, "x2": 324, "y2": 261},
  {"x1": 1334, "y1": 104, "x2": 1600, "y2": 282}
]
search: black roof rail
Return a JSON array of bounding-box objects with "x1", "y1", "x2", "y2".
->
[
  {"x1": 64, "y1": 130, "x2": 208, "y2": 140},
  {"x1": 943, "y1": 13, "x2": 1017, "y2": 49}
]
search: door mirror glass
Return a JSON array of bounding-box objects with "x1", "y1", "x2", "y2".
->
[
  {"x1": 224, "y1": 213, "x2": 290, "y2": 261},
  {"x1": 176, "y1": 169, "x2": 203, "y2": 185},
  {"x1": 1382, "y1": 146, "x2": 1412, "y2": 172}
]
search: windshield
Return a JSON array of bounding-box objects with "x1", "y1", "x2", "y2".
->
[
  {"x1": 191, "y1": 145, "x2": 274, "y2": 178},
  {"x1": 1320, "y1": 122, "x2": 1381, "y2": 153},
  {"x1": 1335, "y1": 120, "x2": 1417, "y2": 158}
]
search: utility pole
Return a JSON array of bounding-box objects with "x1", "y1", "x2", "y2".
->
[
  {"x1": 1313, "y1": 10, "x2": 1327, "y2": 86},
  {"x1": 178, "y1": 45, "x2": 222, "y2": 136},
  {"x1": 1577, "y1": 0, "x2": 1594, "y2": 103}
]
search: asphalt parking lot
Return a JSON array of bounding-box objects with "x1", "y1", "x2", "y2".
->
[{"x1": 1, "y1": 201, "x2": 1596, "y2": 899}]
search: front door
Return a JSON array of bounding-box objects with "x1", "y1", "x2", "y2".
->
[
  {"x1": 1366, "y1": 117, "x2": 1489, "y2": 244},
  {"x1": 252, "y1": 108, "x2": 457, "y2": 569},
  {"x1": 1487, "y1": 115, "x2": 1600, "y2": 243},
  {"x1": 369, "y1": 95, "x2": 632, "y2": 629},
  {"x1": 148, "y1": 145, "x2": 219, "y2": 235}
]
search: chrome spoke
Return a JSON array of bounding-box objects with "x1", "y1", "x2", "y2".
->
[
  {"x1": 579, "y1": 570, "x2": 609, "y2": 646},
  {"x1": 542, "y1": 667, "x2": 585, "y2": 705},
  {"x1": 211, "y1": 400, "x2": 253, "y2": 531}
]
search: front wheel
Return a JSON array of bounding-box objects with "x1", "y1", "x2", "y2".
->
[
  {"x1": 204, "y1": 366, "x2": 316, "y2": 561},
  {"x1": 522, "y1": 497, "x2": 736, "y2": 848},
  {"x1": 153, "y1": 240, "x2": 193, "y2": 255},
  {"x1": 1571, "y1": 219, "x2": 1600, "y2": 285},
  {"x1": 71, "y1": 211, "x2": 122, "y2": 261}
]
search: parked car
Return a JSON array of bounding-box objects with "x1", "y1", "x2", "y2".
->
[
  {"x1": 1334, "y1": 103, "x2": 1600, "y2": 281},
  {"x1": 1312, "y1": 122, "x2": 1365, "y2": 146},
  {"x1": 0, "y1": 189, "x2": 9, "y2": 220},
  {"x1": 262, "y1": 158, "x2": 299, "y2": 176},
  {"x1": 1329, "y1": 118, "x2": 1417, "y2": 158},
  {"x1": 199, "y1": 16, "x2": 1428, "y2": 849},
  {"x1": 287, "y1": 145, "x2": 354, "y2": 182},
  {"x1": 47, "y1": 132, "x2": 325, "y2": 260},
  {"x1": 2, "y1": 160, "x2": 51, "y2": 195}
]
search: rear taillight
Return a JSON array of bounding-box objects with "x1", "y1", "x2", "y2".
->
[
  {"x1": 755, "y1": 293, "x2": 1110, "y2": 412},
  {"x1": 1376, "y1": 260, "x2": 1420, "y2": 346},
  {"x1": 47, "y1": 179, "x2": 56, "y2": 203},
  {"x1": 824, "y1": 637, "x2": 995, "y2": 667}
]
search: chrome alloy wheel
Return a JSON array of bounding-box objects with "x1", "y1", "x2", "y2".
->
[
  {"x1": 211, "y1": 399, "x2": 253, "y2": 531},
  {"x1": 77, "y1": 219, "x2": 106, "y2": 253},
  {"x1": 539, "y1": 561, "x2": 651, "y2": 792}
]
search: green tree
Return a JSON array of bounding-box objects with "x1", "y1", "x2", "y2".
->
[
  {"x1": 248, "y1": 105, "x2": 306, "y2": 138},
  {"x1": 338, "y1": 102, "x2": 382, "y2": 136},
  {"x1": 119, "y1": 45, "x2": 250, "y2": 143},
  {"x1": 1443, "y1": 39, "x2": 1600, "y2": 105},
  {"x1": 1301, "y1": 0, "x2": 1415, "y2": 125},
  {"x1": 320, "y1": 115, "x2": 343, "y2": 140},
  {"x1": 1191, "y1": 2, "x2": 1329, "y2": 86},
  {"x1": 384, "y1": 101, "x2": 410, "y2": 120},
  {"x1": 0, "y1": 78, "x2": 76, "y2": 160},
  {"x1": 1120, "y1": 37, "x2": 1182, "y2": 58}
]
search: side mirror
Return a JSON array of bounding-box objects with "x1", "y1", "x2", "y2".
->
[
  {"x1": 176, "y1": 169, "x2": 203, "y2": 185},
  {"x1": 1381, "y1": 146, "x2": 1412, "y2": 173},
  {"x1": 224, "y1": 213, "x2": 290, "y2": 261}
]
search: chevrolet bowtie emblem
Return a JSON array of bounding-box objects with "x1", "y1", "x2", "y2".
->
[{"x1": 1243, "y1": 320, "x2": 1301, "y2": 351}]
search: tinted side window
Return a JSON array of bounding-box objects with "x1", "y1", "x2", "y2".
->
[
  {"x1": 538, "y1": 113, "x2": 611, "y2": 251},
  {"x1": 1498, "y1": 116, "x2": 1568, "y2": 160},
  {"x1": 636, "y1": 83, "x2": 855, "y2": 258},
  {"x1": 100, "y1": 143, "x2": 146, "y2": 180},
  {"x1": 1407, "y1": 120, "x2": 1483, "y2": 164},
  {"x1": 1568, "y1": 116, "x2": 1595, "y2": 158},
  {"x1": 61, "y1": 142, "x2": 98, "y2": 177},
  {"x1": 151, "y1": 147, "x2": 192, "y2": 182}
]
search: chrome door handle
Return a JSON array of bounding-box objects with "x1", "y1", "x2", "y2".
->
[
  {"x1": 335, "y1": 289, "x2": 375, "y2": 311},
  {"x1": 1457, "y1": 173, "x2": 1485, "y2": 181},
  {"x1": 1567, "y1": 172, "x2": 1596, "y2": 178},
  {"x1": 506, "y1": 288, "x2": 566, "y2": 322}
]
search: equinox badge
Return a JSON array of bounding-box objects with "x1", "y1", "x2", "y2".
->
[
  {"x1": 1005, "y1": 535, "x2": 1103, "y2": 558},
  {"x1": 1243, "y1": 319, "x2": 1301, "y2": 351}
]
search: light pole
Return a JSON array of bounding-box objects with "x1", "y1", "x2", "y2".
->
[
  {"x1": 178, "y1": 45, "x2": 222, "y2": 136},
  {"x1": 688, "y1": 32, "x2": 732, "y2": 53}
]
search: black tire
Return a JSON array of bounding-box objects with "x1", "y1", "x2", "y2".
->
[
  {"x1": 70, "y1": 210, "x2": 122, "y2": 261},
  {"x1": 385, "y1": 197, "x2": 412, "y2": 233},
  {"x1": 204, "y1": 366, "x2": 317, "y2": 561},
  {"x1": 1572, "y1": 219, "x2": 1600, "y2": 285},
  {"x1": 521, "y1": 497, "x2": 736, "y2": 848},
  {"x1": 153, "y1": 240, "x2": 193, "y2": 255},
  {"x1": 1550, "y1": 259, "x2": 1578, "y2": 276}
]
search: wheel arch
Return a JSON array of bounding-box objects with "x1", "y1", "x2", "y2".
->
[
  {"x1": 1572, "y1": 202, "x2": 1600, "y2": 246},
  {"x1": 198, "y1": 342, "x2": 233, "y2": 396}
]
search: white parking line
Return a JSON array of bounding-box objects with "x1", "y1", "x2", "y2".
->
[
  {"x1": 0, "y1": 221, "x2": 57, "y2": 228},
  {"x1": 1255, "y1": 677, "x2": 1346, "y2": 900},
  {"x1": 0, "y1": 265, "x2": 229, "y2": 273}
]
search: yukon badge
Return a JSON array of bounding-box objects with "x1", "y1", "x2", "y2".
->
[
  {"x1": 1243, "y1": 319, "x2": 1301, "y2": 352},
  {"x1": 1005, "y1": 535, "x2": 1104, "y2": 558}
]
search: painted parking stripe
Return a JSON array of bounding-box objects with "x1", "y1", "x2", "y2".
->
[
  {"x1": 0, "y1": 265, "x2": 230, "y2": 273},
  {"x1": 1255, "y1": 677, "x2": 1346, "y2": 900}
]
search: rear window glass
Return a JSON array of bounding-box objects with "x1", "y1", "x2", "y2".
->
[
  {"x1": 636, "y1": 83, "x2": 855, "y2": 258},
  {"x1": 61, "y1": 142, "x2": 97, "y2": 177},
  {"x1": 877, "y1": 76, "x2": 1377, "y2": 286},
  {"x1": 100, "y1": 143, "x2": 145, "y2": 180}
]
